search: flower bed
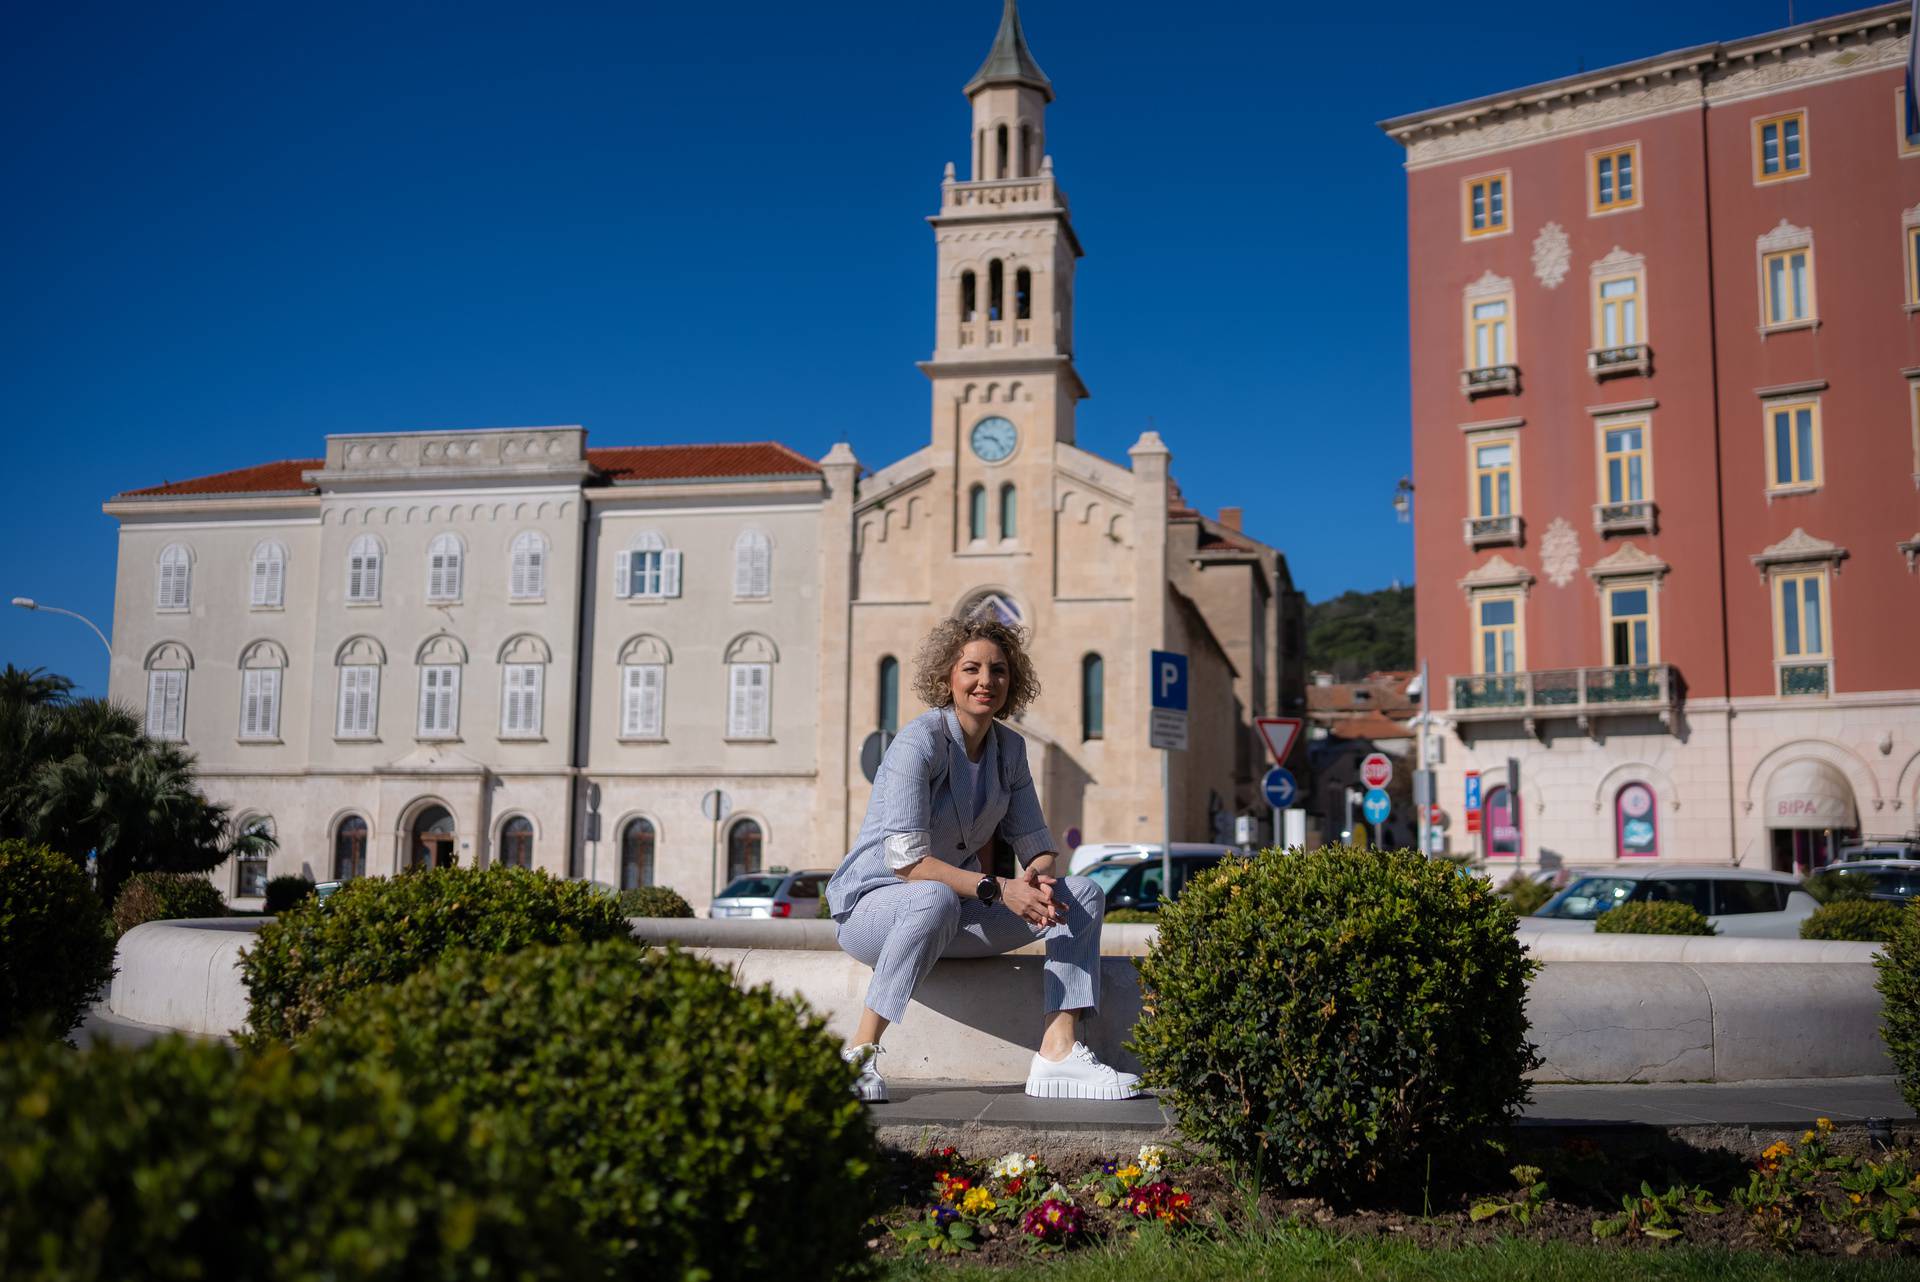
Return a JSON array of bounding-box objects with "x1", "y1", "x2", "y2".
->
[{"x1": 867, "y1": 1129, "x2": 1920, "y2": 1265}]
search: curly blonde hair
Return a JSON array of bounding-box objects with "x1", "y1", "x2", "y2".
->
[{"x1": 912, "y1": 614, "x2": 1041, "y2": 720}]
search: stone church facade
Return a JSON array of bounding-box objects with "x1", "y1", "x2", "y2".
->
[{"x1": 101, "y1": 2, "x2": 1305, "y2": 908}]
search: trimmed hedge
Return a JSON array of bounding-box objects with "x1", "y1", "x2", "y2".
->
[
  {"x1": 1593, "y1": 900, "x2": 1716, "y2": 936},
  {"x1": 1497, "y1": 872, "x2": 1553, "y2": 917},
  {"x1": 0, "y1": 1035, "x2": 585, "y2": 1280},
  {"x1": 1104, "y1": 907, "x2": 1159, "y2": 924},
  {"x1": 1131, "y1": 845, "x2": 1538, "y2": 1196},
  {"x1": 617, "y1": 884, "x2": 694, "y2": 918},
  {"x1": 1877, "y1": 902, "x2": 1920, "y2": 1112},
  {"x1": 1802, "y1": 899, "x2": 1907, "y2": 943},
  {"x1": 1805, "y1": 871, "x2": 1874, "y2": 905},
  {"x1": 263, "y1": 873, "x2": 315, "y2": 913},
  {"x1": 110, "y1": 871, "x2": 226, "y2": 936},
  {"x1": 0, "y1": 840, "x2": 116, "y2": 1041},
  {"x1": 238, "y1": 866, "x2": 632, "y2": 1046},
  {"x1": 304, "y1": 940, "x2": 880, "y2": 1280}
]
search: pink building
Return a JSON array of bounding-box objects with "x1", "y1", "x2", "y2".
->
[{"x1": 1382, "y1": 3, "x2": 1920, "y2": 872}]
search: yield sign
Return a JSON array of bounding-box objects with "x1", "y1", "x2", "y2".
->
[{"x1": 1254, "y1": 716, "x2": 1303, "y2": 766}]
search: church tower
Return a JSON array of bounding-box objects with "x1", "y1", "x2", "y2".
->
[{"x1": 921, "y1": 0, "x2": 1087, "y2": 482}]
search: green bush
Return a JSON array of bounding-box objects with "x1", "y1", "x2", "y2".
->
[
  {"x1": 1805, "y1": 870, "x2": 1874, "y2": 905},
  {"x1": 1131, "y1": 845, "x2": 1538, "y2": 1196},
  {"x1": 304, "y1": 940, "x2": 880, "y2": 1280},
  {"x1": 1498, "y1": 872, "x2": 1553, "y2": 917},
  {"x1": 0, "y1": 1034, "x2": 585, "y2": 1280},
  {"x1": 1877, "y1": 902, "x2": 1920, "y2": 1112},
  {"x1": 239, "y1": 865, "x2": 632, "y2": 1046},
  {"x1": 110, "y1": 871, "x2": 226, "y2": 936},
  {"x1": 0, "y1": 840, "x2": 116, "y2": 1041},
  {"x1": 263, "y1": 873, "x2": 315, "y2": 913},
  {"x1": 1802, "y1": 899, "x2": 1907, "y2": 943},
  {"x1": 1104, "y1": 907, "x2": 1159, "y2": 924},
  {"x1": 616, "y1": 884, "x2": 693, "y2": 918},
  {"x1": 1593, "y1": 900, "x2": 1716, "y2": 936}
]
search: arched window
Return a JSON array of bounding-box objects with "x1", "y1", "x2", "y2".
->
[
  {"x1": 426, "y1": 534, "x2": 463, "y2": 602},
  {"x1": 968, "y1": 484, "x2": 987, "y2": 540},
  {"x1": 616, "y1": 531, "x2": 680, "y2": 600},
  {"x1": 409, "y1": 805, "x2": 456, "y2": 870},
  {"x1": 724, "y1": 633, "x2": 777, "y2": 739},
  {"x1": 1616, "y1": 783, "x2": 1659, "y2": 858},
  {"x1": 727, "y1": 818, "x2": 763, "y2": 880},
  {"x1": 877, "y1": 656, "x2": 900, "y2": 734},
  {"x1": 733, "y1": 529, "x2": 772, "y2": 600},
  {"x1": 499, "y1": 815, "x2": 534, "y2": 869},
  {"x1": 1483, "y1": 785, "x2": 1521, "y2": 859},
  {"x1": 959, "y1": 270, "x2": 977, "y2": 322},
  {"x1": 249, "y1": 541, "x2": 286, "y2": 608},
  {"x1": 335, "y1": 636, "x2": 384, "y2": 738},
  {"x1": 238, "y1": 641, "x2": 287, "y2": 741},
  {"x1": 999, "y1": 483, "x2": 1017, "y2": 540},
  {"x1": 156, "y1": 544, "x2": 192, "y2": 612},
  {"x1": 498, "y1": 635, "x2": 549, "y2": 738},
  {"x1": 996, "y1": 123, "x2": 1009, "y2": 177},
  {"x1": 346, "y1": 535, "x2": 382, "y2": 604},
  {"x1": 1018, "y1": 124, "x2": 1030, "y2": 176},
  {"x1": 334, "y1": 814, "x2": 369, "y2": 880},
  {"x1": 144, "y1": 642, "x2": 192, "y2": 741},
  {"x1": 620, "y1": 817, "x2": 656, "y2": 890},
  {"x1": 509, "y1": 532, "x2": 547, "y2": 600},
  {"x1": 1081, "y1": 653, "x2": 1105, "y2": 740},
  {"x1": 415, "y1": 634, "x2": 466, "y2": 738},
  {"x1": 235, "y1": 815, "x2": 272, "y2": 898},
  {"x1": 989, "y1": 259, "x2": 1004, "y2": 321},
  {"x1": 1015, "y1": 268, "x2": 1032, "y2": 321}
]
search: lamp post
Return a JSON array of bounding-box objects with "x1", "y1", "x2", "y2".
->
[
  {"x1": 1392, "y1": 477, "x2": 1415, "y2": 524},
  {"x1": 11, "y1": 597, "x2": 111, "y2": 657}
]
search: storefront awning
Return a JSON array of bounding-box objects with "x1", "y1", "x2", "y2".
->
[{"x1": 1763, "y1": 759, "x2": 1858, "y2": 830}]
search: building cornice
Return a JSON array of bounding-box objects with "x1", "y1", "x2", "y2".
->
[
  {"x1": 917, "y1": 354, "x2": 1090, "y2": 401},
  {"x1": 103, "y1": 494, "x2": 322, "y2": 520}
]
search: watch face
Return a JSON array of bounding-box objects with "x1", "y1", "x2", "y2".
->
[{"x1": 970, "y1": 416, "x2": 1018, "y2": 462}]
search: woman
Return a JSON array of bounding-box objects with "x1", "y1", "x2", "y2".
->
[{"x1": 825, "y1": 614, "x2": 1142, "y2": 1104}]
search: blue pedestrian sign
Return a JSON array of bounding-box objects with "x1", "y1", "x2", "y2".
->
[
  {"x1": 1149, "y1": 651, "x2": 1188, "y2": 711},
  {"x1": 1261, "y1": 767, "x2": 1298, "y2": 810},
  {"x1": 1362, "y1": 788, "x2": 1392, "y2": 825}
]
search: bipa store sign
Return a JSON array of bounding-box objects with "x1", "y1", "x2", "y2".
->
[{"x1": 1774, "y1": 795, "x2": 1849, "y2": 823}]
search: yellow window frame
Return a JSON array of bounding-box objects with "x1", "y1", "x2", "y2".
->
[
  {"x1": 1760, "y1": 246, "x2": 1815, "y2": 326},
  {"x1": 1465, "y1": 292, "x2": 1515, "y2": 370},
  {"x1": 1753, "y1": 110, "x2": 1807, "y2": 183},
  {"x1": 1906, "y1": 225, "x2": 1920, "y2": 305},
  {"x1": 1592, "y1": 270, "x2": 1644, "y2": 349},
  {"x1": 1463, "y1": 170, "x2": 1511, "y2": 238},
  {"x1": 1770, "y1": 568, "x2": 1831, "y2": 662},
  {"x1": 1471, "y1": 591, "x2": 1525, "y2": 676},
  {"x1": 1468, "y1": 434, "x2": 1519, "y2": 520},
  {"x1": 1763, "y1": 399, "x2": 1822, "y2": 491},
  {"x1": 1897, "y1": 89, "x2": 1920, "y2": 158},
  {"x1": 1596, "y1": 418, "x2": 1653, "y2": 505},
  {"x1": 1601, "y1": 581, "x2": 1659, "y2": 666},
  {"x1": 1589, "y1": 144, "x2": 1641, "y2": 213}
]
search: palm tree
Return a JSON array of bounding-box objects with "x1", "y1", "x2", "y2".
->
[{"x1": 0, "y1": 664, "x2": 75, "y2": 709}]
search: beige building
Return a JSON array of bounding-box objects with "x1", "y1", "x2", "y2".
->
[{"x1": 102, "y1": 2, "x2": 1305, "y2": 909}]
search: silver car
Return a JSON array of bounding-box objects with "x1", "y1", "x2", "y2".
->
[
  {"x1": 707, "y1": 868, "x2": 833, "y2": 920},
  {"x1": 1528, "y1": 865, "x2": 1817, "y2": 938}
]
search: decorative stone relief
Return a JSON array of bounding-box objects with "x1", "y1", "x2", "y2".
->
[
  {"x1": 1591, "y1": 246, "x2": 1645, "y2": 278},
  {"x1": 1905, "y1": 202, "x2": 1920, "y2": 231},
  {"x1": 1750, "y1": 526, "x2": 1849, "y2": 576},
  {"x1": 1458, "y1": 554, "x2": 1534, "y2": 592},
  {"x1": 1540, "y1": 517, "x2": 1580, "y2": 587},
  {"x1": 1587, "y1": 541, "x2": 1669, "y2": 585},
  {"x1": 1756, "y1": 219, "x2": 1811, "y2": 253},
  {"x1": 1464, "y1": 269, "x2": 1513, "y2": 301},
  {"x1": 1532, "y1": 222, "x2": 1571, "y2": 290}
]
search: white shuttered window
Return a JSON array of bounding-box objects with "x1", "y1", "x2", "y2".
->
[
  {"x1": 156, "y1": 545, "x2": 192, "y2": 612},
  {"x1": 250, "y1": 542, "x2": 286, "y2": 608},
  {"x1": 621, "y1": 663, "x2": 665, "y2": 738},
  {"x1": 240, "y1": 669, "x2": 281, "y2": 740},
  {"x1": 146, "y1": 670, "x2": 187, "y2": 740},
  {"x1": 346, "y1": 536, "x2": 382, "y2": 603},
  {"x1": 727, "y1": 662, "x2": 770, "y2": 738},
  {"x1": 501, "y1": 664, "x2": 544, "y2": 736},
  {"x1": 615, "y1": 534, "x2": 681, "y2": 599},
  {"x1": 336, "y1": 665, "x2": 379, "y2": 737},
  {"x1": 426, "y1": 535, "x2": 463, "y2": 602},
  {"x1": 733, "y1": 530, "x2": 771, "y2": 600},
  {"x1": 509, "y1": 532, "x2": 547, "y2": 600},
  {"x1": 418, "y1": 665, "x2": 460, "y2": 737}
]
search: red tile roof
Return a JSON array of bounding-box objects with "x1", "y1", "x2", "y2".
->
[
  {"x1": 588, "y1": 442, "x2": 820, "y2": 482},
  {"x1": 1326, "y1": 711, "x2": 1417, "y2": 741},
  {"x1": 118, "y1": 460, "x2": 324, "y2": 499}
]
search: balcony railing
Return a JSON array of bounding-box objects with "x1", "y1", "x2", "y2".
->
[
  {"x1": 1588, "y1": 343, "x2": 1651, "y2": 379},
  {"x1": 942, "y1": 174, "x2": 1069, "y2": 215},
  {"x1": 1593, "y1": 499, "x2": 1656, "y2": 535},
  {"x1": 1463, "y1": 513, "x2": 1522, "y2": 547},
  {"x1": 1462, "y1": 364, "x2": 1519, "y2": 397},
  {"x1": 1450, "y1": 664, "x2": 1678, "y2": 732},
  {"x1": 1779, "y1": 661, "x2": 1830, "y2": 697}
]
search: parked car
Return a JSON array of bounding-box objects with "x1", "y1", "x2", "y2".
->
[
  {"x1": 313, "y1": 880, "x2": 344, "y2": 902},
  {"x1": 1081, "y1": 848, "x2": 1244, "y2": 913},
  {"x1": 707, "y1": 868, "x2": 833, "y2": 919},
  {"x1": 1067, "y1": 841, "x2": 1240, "y2": 876},
  {"x1": 1819, "y1": 859, "x2": 1920, "y2": 902},
  {"x1": 1527, "y1": 865, "x2": 1816, "y2": 937},
  {"x1": 1836, "y1": 840, "x2": 1920, "y2": 864}
]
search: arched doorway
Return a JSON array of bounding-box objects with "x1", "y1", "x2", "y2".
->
[
  {"x1": 409, "y1": 805, "x2": 456, "y2": 870},
  {"x1": 1763, "y1": 759, "x2": 1859, "y2": 874},
  {"x1": 621, "y1": 818, "x2": 655, "y2": 890},
  {"x1": 499, "y1": 815, "x2": 534, "y2": 870},
  {"x1": 334, "y1": 815, "x2": 368, "y2": 880},
  {"x1": 726, "y1": 818, "x2": 763, "y2": 881}
]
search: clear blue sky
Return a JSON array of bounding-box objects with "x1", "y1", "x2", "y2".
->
[{"x1": 1, "y1": 0, "x2": 1858, "y2": 696}]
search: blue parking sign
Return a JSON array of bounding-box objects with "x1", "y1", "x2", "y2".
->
[
  {"x1": 1149, "y1": 650, "x2": 1188, "y2": 711},
  {"x1": 1464, "y1": 772, "x2": 1482, "y2": 812}
]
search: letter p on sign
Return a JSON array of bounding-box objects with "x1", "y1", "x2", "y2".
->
[{"x1": 1149, "y1": 650, "x2": 1188, "y2": 712}]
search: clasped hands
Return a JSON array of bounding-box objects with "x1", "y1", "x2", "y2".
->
[{"x1": 998, "y1": 867, "x2": 1066, "y2": 929}]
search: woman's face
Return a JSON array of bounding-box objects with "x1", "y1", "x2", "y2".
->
[{"x1": 949, "y1": 639, "x2": 1010, "y2": 719}]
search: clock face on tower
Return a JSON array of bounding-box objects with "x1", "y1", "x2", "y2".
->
[{"x1": 970, "y1": 416, "x2": 1018, "y2": 462}]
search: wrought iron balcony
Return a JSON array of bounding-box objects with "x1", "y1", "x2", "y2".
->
[
  {"x1": 1463, "y1": 513, "x2": 1522, "y2": 548},
  {"x1": 1778, "y1": 662, "x2": 1830, "y2": 697},
  {"x1": 1450, "y1": 664, "x2": 1678, "y2": 734},
  {"x1": 1588, "y1": 343, "x2": 1651, "y2": 379},
  {"x1": 1593, "y1": 499, "x2": 1656, "y2": 535},
  {"x1": 1462, "y1": 364, "x2": 1519, "y2": 397}
]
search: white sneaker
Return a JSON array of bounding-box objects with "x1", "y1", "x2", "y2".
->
[
  {"x1": 842, "y1": 1042, "x2": 888, "y2": 1103},
  {"x1": 1024, "y1": 1042, "x2": 1144, "y2": 1100}
]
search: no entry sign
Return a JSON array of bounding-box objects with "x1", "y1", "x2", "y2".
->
[{"x1": 1360, "y1": 752, "x2": 1393, "y2": 791}]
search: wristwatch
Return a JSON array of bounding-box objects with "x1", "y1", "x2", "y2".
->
[{"x1": 976, "y1": 875, "x2": 1002, "y2": 907}]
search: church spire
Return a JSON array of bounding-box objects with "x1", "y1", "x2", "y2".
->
[{"x1": 964, "y1": 0, "x2": 1053, "y2": 102}]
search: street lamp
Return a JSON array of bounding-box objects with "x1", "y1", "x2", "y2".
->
[
  {"x1": 1392, "y1": 477, "x2": 1415, "y2": 523},
  {"x1": 10, "y1": 597, "x2": 112, "y2": 657}
]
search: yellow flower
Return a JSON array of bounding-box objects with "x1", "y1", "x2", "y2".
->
[
  {"x1": 1816, "y1": 1117, "x2": 1833, "y2": 1132},
  {"x1": 960, "y1": 1187, "x2": 997, "y2": 1216},
  {"x1": 1762, "y1": 1141, "x2": 1791, "y2": 1159},
  {"x1": 1801, "y1": 1130, "x2": 1817, "y2": 1145},
  {"x1": 1849, "y1": 1193, "x2": 1863, "y2": 1204}
]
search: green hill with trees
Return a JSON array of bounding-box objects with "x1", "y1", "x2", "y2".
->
[{"x1": 1305, "y1": 585, "x2": 1415, "y2": 681}]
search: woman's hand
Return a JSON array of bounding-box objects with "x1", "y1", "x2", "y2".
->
[{"x1": 1000, "y1": 870, "x2": 1065, "y2": 929}]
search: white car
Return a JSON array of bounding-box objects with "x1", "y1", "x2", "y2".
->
[
  {"x1": 1066, "y1": 841, "x2": 1240, "y2": 876},
  {"x1": 1527, "y1": 865, "x2": 1817, "y2": 938}
]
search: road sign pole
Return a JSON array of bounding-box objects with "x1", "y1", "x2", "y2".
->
[
  {"x1": 1162, "y1": 750, "x2": 1172, "y2": 904},
  {"x1": 1271, "y1": 804, "x2": 1280, "y2": 851}
]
